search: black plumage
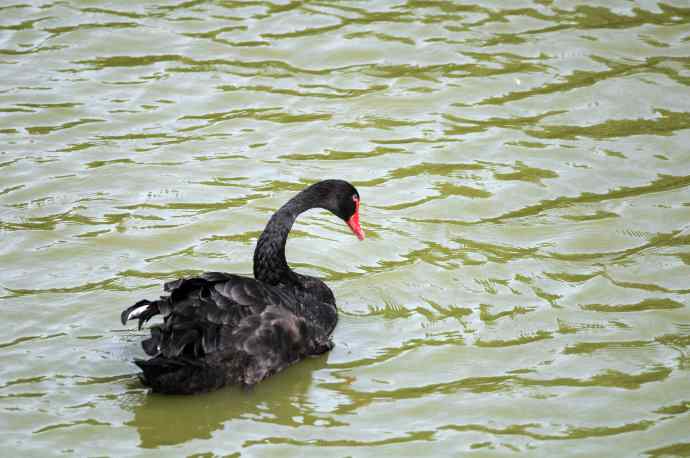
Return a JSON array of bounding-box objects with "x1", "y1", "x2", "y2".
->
[{"x1": 121, "y1": 180, "x2": 363, "y2": 394}]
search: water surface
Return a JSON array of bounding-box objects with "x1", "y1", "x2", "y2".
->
[{"x1": 1, "y1": 1, "x2": 689, "y2": 456}]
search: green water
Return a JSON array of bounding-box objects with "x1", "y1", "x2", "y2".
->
[{"x1": 2, "y1": 1, "x2": 690, "y2": 456}]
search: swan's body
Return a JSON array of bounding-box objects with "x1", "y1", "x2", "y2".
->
[{"x1": 121, "y1": 180, "x2": 363, "y2": 394}]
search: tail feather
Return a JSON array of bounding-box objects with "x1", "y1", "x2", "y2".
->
[
  {"x1": 121, "y1": 299, "x2": 162, "y2": 329},
  {"x1": 141, "y1": 326, "x2": 162, "y2": 356},
  {"x1": 166, "y1": 328, "x2": 201, "y2": 357}
]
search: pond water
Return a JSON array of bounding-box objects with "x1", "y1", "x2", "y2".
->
[{"x1": 1, "y1": 1, "x2": 689, "y2": 456}]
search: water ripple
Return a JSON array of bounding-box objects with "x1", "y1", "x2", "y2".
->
[{"x1": 1, "y1": 0, "x2": 688, "y2": 455}]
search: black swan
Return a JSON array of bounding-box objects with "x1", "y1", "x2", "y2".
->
[{"x1": 121, "y1": 180, "x2": 364, "y2": 394}]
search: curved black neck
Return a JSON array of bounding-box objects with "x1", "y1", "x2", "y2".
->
[{"x1": 253, "y1": 192, "x2": 312, "y2": 286}]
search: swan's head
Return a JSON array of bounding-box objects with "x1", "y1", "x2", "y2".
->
[{"x1": 308, "y1": 179, "x2": 364, "y2": 240}]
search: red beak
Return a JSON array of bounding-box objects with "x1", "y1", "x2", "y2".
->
[{"x1": 347, "y1": 197, "x2": 364, "y2": 240}]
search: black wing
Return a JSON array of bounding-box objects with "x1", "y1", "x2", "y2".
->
[
  {"x1": 122, "y1": 272, "x2": 292, "y2": 356},
  {"x1": 122, "y1": 272, "x2": 336, "y2": 391}
]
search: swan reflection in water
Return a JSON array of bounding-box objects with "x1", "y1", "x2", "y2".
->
[{"x1": 123, "y1": 355, "x2": 338, "y2": 448}]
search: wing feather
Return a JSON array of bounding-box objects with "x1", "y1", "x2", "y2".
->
[{"x1": 122, "y1": 270, "x2": 337, "y2": 392}]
